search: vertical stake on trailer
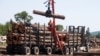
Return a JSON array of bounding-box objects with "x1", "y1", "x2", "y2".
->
[
  {"x1": 24, "y1": 20, "x2": 26, "y2": 47},
  {"x1": 73, "y1": 26, "x2": 75, "y2": 53},
  {"x1": 43, "y1": 24, "x2": 45, "y2": 47},
  {"x1": 37, "y1": 23, "x2": 40, "y2": 47},
  {"x1": 67, "y1": 27, "x2": 70, "y2": 54},
  {"x1": 76, "y1": 27, "x2": 79, "y2": 52},
  {"x1": 29, "y1": 23, "x2": 31, "y2": 48}
]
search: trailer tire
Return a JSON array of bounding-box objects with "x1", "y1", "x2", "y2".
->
[
  {"x1": 6, "y1": 45, "x2": 14, "y2": 54},
  {"x1": 64, "y1": 47, "x2": 69, "y2": 55},
  {"x1": 46, "y1": 47, "x2": 52, "y2": 55},
  {"x1": 6, "y1": 45, "x2": 12, "y2": 54},
  {"x1": 70, "y1": 47, "x2": 73, "y2": 55},
  {"x1": 33, "y1": 47, "x2": 39, "y2": 55},
  {"x1": 25, "y1": 47, "x2": 31, "y2": 55}
]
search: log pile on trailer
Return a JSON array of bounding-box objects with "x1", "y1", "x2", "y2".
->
[
  {"x1": 7, "y1": 22, "x2": 53, "y2": 45},
  {"x1": 6, "y1": 21, "x2": 88, "y2": 55},
  {"x1": 6, "y1": 22, "x2": 54, "y2": 54}
]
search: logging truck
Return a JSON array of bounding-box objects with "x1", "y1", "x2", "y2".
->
[
  {"x1": 6, "y1": 21, "x2": 88, "y2": 55},
  {"x1": 6, "y1": 0, "x2": 89, "y2": 55}
]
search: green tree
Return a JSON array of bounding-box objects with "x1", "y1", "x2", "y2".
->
[
  {"x1": 0, "y1": 23, "x2": 6, "y2": 35},
  {"x1": 14, "y1": 11, "x2": 33, "y2": 23},
  {"x1": 56, "y1": 24, "x2": 63, "y2": 31},
  {"x1": 96, "y1": 33, "x2": 100, "y2": 38},
  {"x1": 5, "y1": 21, "x2": 12, "y2": 30},
  {"x1": 0, "y1": 21, "x2": 12, "y2": 36},
  {"x1": 0, "y1": 23, "x2": 3, "y2": 35}
]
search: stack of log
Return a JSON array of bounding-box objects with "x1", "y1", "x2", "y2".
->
[
  {"x1": 69, "y1": 34, "x2": 82, "y2": 45},
  {"x1": 6, "y1": 22, "x2": 83, "y2": 47},
  {"x1": 6, "y1": 22, "x2": 54, "y2": 45},
  {"x1": 64, "y1": 33, "x2": 82, "y2": 45}
]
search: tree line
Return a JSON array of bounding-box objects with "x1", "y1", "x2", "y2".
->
[{"x1": 0, "y1": 22, "x2": 11, "y2": 35}]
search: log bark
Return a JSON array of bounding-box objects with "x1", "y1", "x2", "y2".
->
[
  {"x1": 65, "y1": 43, "x2": 81, "y2": 45},
  {"x1": 33, "y1": 10, "x2": 65, "y2": 19},
  {"x1": 25, "y1": 26, "x2": 48, "y2": 31}
]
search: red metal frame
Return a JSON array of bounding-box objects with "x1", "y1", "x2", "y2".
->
[{"x1": 50, "y1": 0, "x2": 63, "y2": 50}]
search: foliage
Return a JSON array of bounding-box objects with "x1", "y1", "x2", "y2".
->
[
  {"x1": 14, "y1": 11, "x2": 33, "y2": 23},
  {"x1": 0, "y1": 21, "x2": 11, "y2": 36},
  {"x1": 0, "y1": 11, "x2": 33, "y2": 36},
  {"x1": 86, "y1": 27, "x2": 91, "y2": 36},
  {"x1": 91, "y1": 31, "x2": 100, "y2": 36},
  {"x1": 56, "y1": 24, "x2": 63, "y2": 31},
  {"x1": 96, "y1": 33, "x2": 100, "y2": 38}
]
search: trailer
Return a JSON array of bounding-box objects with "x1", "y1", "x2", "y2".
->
[{"x1": 6, "y1": 21, "x2": 88, "y2": 55}]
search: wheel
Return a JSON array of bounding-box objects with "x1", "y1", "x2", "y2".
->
[
  {"x1": 46, "y1": 47, "x2": 52, "y2": 55},
  {"x1": 24, "y1": 47, "x2": 31, "y2": 55},
  {"x1": 70, "y1": 47, "x2": 73, "y2": 55},
  {"x1": 77, "y1": 46, "x2": 80, "y2": 52},
  {"x1": 63, "y1": 47, "x2": 69, "y2": 55},
  {"x1": 6, "y1": 45, "x2": 11, "y2": 54},
  {"x1": 33, "y1": 47, "x2": 39, "y2": 55},
  {"x1": 73, "y1": 47, "x2": 76, "y2": 52},
  {"x1": 6, "y1": 45, "x2": 13, "y2": 54}
]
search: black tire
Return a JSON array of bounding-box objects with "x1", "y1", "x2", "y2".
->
[
  {"x1": 63, "y1": 47, "x2": 69, "y2": 55},
  {"x1": 33, "y1": 47, "x2": 39, "y2": 55},
  {"x1": 46, "y1": 47, "x2": 52, "y2": 55},
  {"x1": 70, "y1": 47, "x2": 73, "y2": 55},
  {"x1": 25, "y1": 47, "x2": 31, "y2": 55},
  {"x1": 6, "y1": 45, "x2": 13, "y2": 54},
  {"x1": 77, "y1": 46, "x2": 80, "y2": 52}
]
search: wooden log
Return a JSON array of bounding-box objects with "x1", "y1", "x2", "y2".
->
[
  {"x1": 39, "y1": 36, "x2": 53, "y2": 40},
  {"x1": 26, "y1": 29, "x2": 37, "y2": 33},
  {"x1": 68, "y1": 37, "x2": 81, "y2": 40},
  {"x1": 6, "y1": 40, "x2": 12, "y2": 44},
  {"x1": 33, "y1": 10, "x2": 65, "y2": 19},
  {"x1": 12, "y1": 33, "x2": 52, "y2": 40},
  {"x1": 25, "y1": 30, "x2": 51, "y2": 35},
  {"x1": 16, "y1": 28, "x2": 51, "y2": 34},
  {"x1": 17, "y1": 41, "x2": 37, "y2": 44},
  {"x1": 11, "y1": 40, "x2": 17, "y2": 45},
  {"x1": 12, "y1": 22, "x2": 19, "y2": 30},
  {"x1": 7, "y1": 32, "x2": 19, "y2": 40},
  {"x1": 12, "y1": 33, "x2": 36, "y2": 37},
  {"x1": 65, "y1": 42, "x2": 81, "y2": 45},
  {"x1": 39, "y1": 39, "x2": 54, "y2": 42},
  {"x1": 67, "y1": 41, "x2": 81, "y2": 43},
  {"x1": 7, "y1": 35, "x2": 13, "y2": 40},
  {"x1": 39, "y1": 42, "x2": 55, "y2": 45},
  {"x1": 39, "y1": 36, "x2": 52, "y2": 39},
  {"x1": 18, "y1": 37, "x2": 37, "y2": 41},
  {"x1": 57, "y1": 31, "x2": 67, "y2": 34},
  {"x1": 39, "y1": 31, "x2": 51, "y2": 34},
  {"x1": 18, "y1": 24, "x2": 25, "y2": 33},
  {"x1": 68, "y1": 33, "x2": 81, "y2": 36},
  {"x1": 25, "y1": 26, "x2": 48, "y2": 31}
]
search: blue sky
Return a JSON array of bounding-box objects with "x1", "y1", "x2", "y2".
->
[{"x1": 0, "y1": 0, "x2": 100, "y2": 32}]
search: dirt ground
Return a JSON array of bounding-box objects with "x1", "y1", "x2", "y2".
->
[{"x1": 89, "y1": 47, "x2": 100, "y2": 52}]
